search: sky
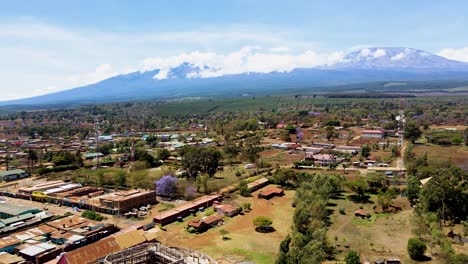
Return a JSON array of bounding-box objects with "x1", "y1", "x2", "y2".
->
[{"x1": 1, "y1": 0, "x2": 468, "y2": 100}]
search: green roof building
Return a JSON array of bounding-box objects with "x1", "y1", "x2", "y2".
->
[
  {"x1": 0, "y1": 203, "x2": 41, "y2": 219},
  {"x1": 0, "y1": 169, "x2": 29, "y2": 181}
]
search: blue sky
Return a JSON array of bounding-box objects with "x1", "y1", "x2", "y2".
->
[{"x1": 1, "y1": 0, "x2": 468, "y2": 99}]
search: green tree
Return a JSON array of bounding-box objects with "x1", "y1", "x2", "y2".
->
[
  {"x1": 345, "y1": 250, "x2": 361, "y2": 264},
  {"x1": 220, "y1": 229, "x2": 229, "y2": 240},
  {"x1": 253, "y1": 216, "x2": 272, "y2": 228},
  {"x1": 406, "y1": 175, "x2": 420, "y2": 206},
  {"x1": 346, "y1": 179, "x2": 368, "y2": 200},
  {"x1": 239, "y1": 180, "x2": 249, "y2": 197},
  {"x1": 361, "y1": 144, "x2": 371, "y2": 158},
  {"x1": 407, "y1": 237, "x2": 427, "y2": 260},
  {"x1": 404, "y1": 122, "x2": 422, "y2": 143}
]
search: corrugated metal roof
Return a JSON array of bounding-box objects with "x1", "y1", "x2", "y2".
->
[
  {"x1": 19, "y1": 242, "x2": 56, "y2": 257},
  {"x1": 0, "y1": 169, "x2": 26, "y2": 177},
  {"x1": 0, "y1": 213, "x2": 35, "y2": 225},
  {"x1": 0, "y1": 203, "x2": 40, "y2": 217}
]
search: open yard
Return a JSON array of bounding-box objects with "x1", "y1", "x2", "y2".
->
[{"x1": 155, "y1": 187, "x2": 295, "y2": 264}]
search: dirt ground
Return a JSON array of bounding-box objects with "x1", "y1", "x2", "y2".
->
[{"x1": 155, "y1": 187, "x2": 295, "y2": 264}]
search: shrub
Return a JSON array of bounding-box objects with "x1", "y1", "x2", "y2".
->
[
  {"x1": 81, "y1": 210, "x2": 104, "y2": 221},
  {"x1": 339, "y1": 208, "x2": 346, "y2": 215},
  {"x1": 345, "y1": 250, "x2": 361, "y2": 264},
  {"x1": 407, "y1": 237, "x2": 427, "y2": 260}
]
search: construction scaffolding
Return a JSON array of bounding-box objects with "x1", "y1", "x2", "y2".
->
[
  {"x1": 103, "y1": 243, "x2": 184, "y2": 264},
  {"x1": 101, "y1": 243, "x2": 218, "y2": 264}
]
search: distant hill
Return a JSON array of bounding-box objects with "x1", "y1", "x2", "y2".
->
[{"x1": 2, "y1": 47, "x2": 468, "y2": 106}]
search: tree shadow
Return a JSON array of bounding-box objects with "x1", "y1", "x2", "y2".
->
[
  {"x1": 327, "y1": 202, "x2": 338, "y2": 207},
  {"x1": 222, "y1": 237, "x2": 232, "y2": 241},
  {"x1": 348, "y1": 194, "x2": 374, "y2": 204},
  {"x1": 255, "y1": 226, "x2": 276, "y2": 233}
]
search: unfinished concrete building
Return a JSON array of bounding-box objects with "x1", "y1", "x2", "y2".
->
[{"x1": 102, "y1": 244, "x2": 217, "y2": 264}]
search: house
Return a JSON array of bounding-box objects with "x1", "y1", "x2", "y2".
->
[
  {"x1": 310, "y1": 154, "x2": 338, "y2": 166},
  {"x1": 214, "y1": 203, "x2": 241, "y2": 217},
  {"x1": 0, "y1": 170, "x2": 29, "y2": 182},
  {"x1": 258, "y1": 187, "x2": 284, "y2": 199},
  {"x1": 361, "y1": 130, "x2": 385, "y2": 139},
  {"x1": 354, "y1": 209, "x2": 369, "y2": 218},
  {"x1": 82, "y1": 152, "x2": 103, "y2": 160},
  {"x1": 187, "y1": 214, "x2": 224, "y2": 232}
]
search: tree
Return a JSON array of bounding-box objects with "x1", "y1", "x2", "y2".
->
[
  {"x1": 243, "y1": 202, "x2": 251, "y2": 211},
  {"x1": 377, "y1": 188, "x2": 398, "y2": 212},
  {"x1": 407, "y1": 237, "x2": 427, "y2": 260},
  {"x1": 180, "y1": 146, "x2": 221, "y2": 177},
  {"x1": 406, "y1": 175, "x2": 420, "y2": 206},
  {"x1": 239, "y1": 180, "x2": 249, "y2": 197},
  {"x1": 253, "y1": 216, "x2": 272, "y2": 228},
  {"x1": 361, "y1": 144, "x2": 371, "y2": 158},
  {"x1": 242, "y1": 136, "x2": 261, "y2": 163},
  {"x1": 345, "y1": 250, "x2": 361, "y2": 264},
  {"x1": 155, "y1": 175, "x2": 178, "y2": 197},
  {"x1": 220, "y1": 229, "x2": 229, "y2": 240},
  {"x1": 404, "y1": 122, "x2": 422, "y2": 143},
  {"x1": 326, "y1": 126, "x2": 335, "y2": 141},
  {"x1": 156, "y1": 148, "x2": 171, "y2": 161},
  {"x1": 346, "y1": 179, "x2": 368, "y2": 200}
]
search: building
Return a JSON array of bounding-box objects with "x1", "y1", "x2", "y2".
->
[
  {"x1": 0, "y1": 170, "x2": 28, "y2": 182},
  {"x1": 82, "y1": 152, "x2": 104, "y2": 160},
  {"x1": 0, "y1": 237, "x2": 21, "y2": 254},
  {"x1": 334, "y1": 145, "x2": 361, "y2": 154},
  {"x1": 0, "y1": 251, "x2": 25, "y2": 264},
  {"x1": 246, "y1": 178, "x2": 269, "y2": 192},
  {"x1": 154, "y1": 195, "x2": 222, "y2": 225},
  {"x1": 309, "y1": 154, "x2": 340, "y2": 166},
  {"x1": 45, "y1": 215, "x2": 116, "y2": 244},
  {"x1": 361, "y1": 129, "x2": 385, "y2": 139},
  {"x1": 187, "y1": 214, "x2": 224, "y2": 232},
  {"x1": 95, "y1": 189, "x2": 156, "y2": 214},
  {"x1": 258, "y1": 187, "x2": 284, "y2": 199},
  {"x1": 0, "y1": 204, "x2": 41, "y2": 219},
  {"x1": 214, "y1": 203, "x2": 241, "y2": 217},
  {"x1": 56, "y1": 229, "x2": 154, "y2": 264}
]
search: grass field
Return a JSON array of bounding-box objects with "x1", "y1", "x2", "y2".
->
[
  {"x1": 327, "y1": 192, "x2": 422, "y2": 263},
  {"x1": 413, "y1": 144, "x2": 468, "y2": 171},
  {"x1": 155, "y1": 187, "x2": 295, "y2": 264}
]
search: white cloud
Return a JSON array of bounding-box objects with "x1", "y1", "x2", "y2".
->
[
  {"x1": 140, "y1": 46, "x2": 345, "y2": 79},
  {"x1": 373, "y1": 49, "x2": 386, "y2": 58},
  {"x1": 66, "y1": 64, "x2": 119, "y2": 87},
  {"x1": 391, "y1": 52, "x2": 406, "y2": 60},
  {"x1": 270, "y1": 46, "x2": 290, "y2": 52},
  {"x1": 437, "y1": 47, "x2": 468, "y2": 62}
]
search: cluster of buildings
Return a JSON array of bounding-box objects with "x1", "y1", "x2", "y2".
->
[{"x1": 2, "y1": 181, "x2": 156, "y2": 215}]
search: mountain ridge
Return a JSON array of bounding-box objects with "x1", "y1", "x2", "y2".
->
[{"x1": 2, "y1": 47, "x2": 468, "y2": 106}]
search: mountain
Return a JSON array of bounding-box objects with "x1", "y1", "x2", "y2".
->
[
  {"x1": 2, "y1": 47, "x2": 468, "y2": 106},
  {"x1": 329, "y1": 47, "x2": 468, "y2": 71}
]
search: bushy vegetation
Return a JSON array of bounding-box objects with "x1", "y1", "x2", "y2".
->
[
  {"x1": 81, "y1": 210, "x2": 105, "y2": 221},
  {"x1": 407, "y1": 237, "x2": 427, "y2": 260},
  {"x1": 276, "y1": 172, "x2": 343, "y2": 263}
]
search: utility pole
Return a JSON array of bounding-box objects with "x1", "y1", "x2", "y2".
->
[{"x1": 95, "y1": 120, "x2": 100, "y2": 169}]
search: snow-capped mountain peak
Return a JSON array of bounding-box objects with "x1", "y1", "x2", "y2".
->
[{"x1": 330, "y1": 47, "x2": 468, "y2": 70}]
